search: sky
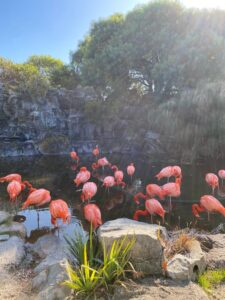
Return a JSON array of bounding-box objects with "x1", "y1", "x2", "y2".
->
[{"x1": 1, "y1": 0, "x2": 225, "y2": 64}]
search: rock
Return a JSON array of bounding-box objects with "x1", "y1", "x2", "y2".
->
[
  {"x1": 37, "y1": 285, "x2": 71, "y2": 300},
  {"x1": 32, "y1": 270, "x2": 48, "y2": 291},
  {"x1": 206, "y1": 234, "x2": 225, "y2": 269},
  {"x1": 0, "y1": 222, "x2": 26, "y2": 239},
  {"x1": 30, "y1": 233, "x2": 60, "y2": 259},
  {"x1": 0, "y1": 234, "x2": 10, "y2": 241},
  {"x1": 211, "y1": 223, "x2": 225, "y2": 234},
  {"x1": 98, "y1": 218, "x2": 168, "y2": 275},
  {"x1": 167, "y1": 240, "x2": 206, "y2": 281},
  {"x1": 0, "y1": 236, "x2": 25, "y2": 267},
  {"x1": 0, "y1": 211, "x2": 11, "y2": 225},
  {"x1": 112, "y1": 277, "x2": 209, "y2": 300}
]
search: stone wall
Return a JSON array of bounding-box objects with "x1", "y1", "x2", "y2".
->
[{"x1": 0, "y1": 84, "x2": 162, "y2": 157}]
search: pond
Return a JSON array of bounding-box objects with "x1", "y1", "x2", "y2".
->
[{"x1": 0, "y1": 154, "x2": 225, "y2": 242}]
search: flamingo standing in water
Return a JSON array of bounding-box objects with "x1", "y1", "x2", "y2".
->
[
  {"x1": 156, "y1": 166, "x2": 173, "y2": 182},
  {"x1": 92, "y1": 145, "x2": 99, "y2": 158},
  {"x1": 111, "y1": 165, "x2": 126, "y2": 187},
  {"x1": 133, "y1": 198, "x2": 165, "y2": 223},
  {"x1": 205, "y1": 173, "x2": 219, "y2": 195},
  {"x1": 81, "y1": 182, "x2": 97, "y2": 202},
  {"x1": 22, "y1": 188, "x2": 51, "y2": 228},
  {"x1": 161, "y1": 177, "x2": 181, "y2": 211},
  {"x1": 92, "y1": 157, "x2": 111, "y2": 171},
  {"x1": 218, "y1": 170, "x2": 225, "y2": 186},
  {"x1": 49, "y1": 199, "x2": 70, "y2": 227},
  {"x1": 7, "y1": 180, "x2": 23, "y2": 201},
  {"x1": 74, "y1": 167, "x2": 91, "y2": 187},
  {"x1": 0, "y1": 173, "x2": 22, "y2": 183},
  {"x1": 84, "y1": 203, "x2": 102, "y2": 230},
  {"x1": 70, "y1": 151, "x2": 79, "y2": 163},
  {"x1": 192, "y1": 195, "x2": 225, "y2": 220},
  {"x1": 134, "y1": 183, "x2": 164, "y2": 204},
  {"x1": 127, "y1": 163, "x2": 135, "y2": 181}
]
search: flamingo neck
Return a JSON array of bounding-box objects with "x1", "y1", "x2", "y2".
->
[
  {"x1": 133, "y1": 209, "x2": 149, "y2": 221},
  {"x1": 192, "y1": 204, "x2": 205, "y2": 218},
  {"x1": 133, "y1": 192, "x2": 147, "y2": 204}
]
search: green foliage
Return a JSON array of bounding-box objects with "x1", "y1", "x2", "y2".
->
[
  {"x1": 63, "y1": 225, "x2": 136, "y2": 298},
  {"x1": 0, "y1": 57, "x2": 50, "y2": 97},
  {"x1": 27, "y1": 55, "x2": 79, "y2": 89},
  {"x1": 198, "y1": 269, "x2": 225, "y2": 292}
]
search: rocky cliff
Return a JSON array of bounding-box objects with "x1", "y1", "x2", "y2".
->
[{"x1": 0, "y1": 84, "x2": 162, "y2": 157}]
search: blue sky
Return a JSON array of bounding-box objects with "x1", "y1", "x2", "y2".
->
[{"x1": 0, "y1": 0, "x2": 224, "y2": 64}]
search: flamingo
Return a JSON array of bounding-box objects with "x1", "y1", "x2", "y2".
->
[
  {"x1": 0, "y1": 173, "x2": 22, "y2": 183},
  {"x1": 7, "y1": 180, "x2": 23, "y2": 201},
  {"x1": 84, "y1": 203, "x2": 102, "y2": 230},
  {"x1": 205, "y1": 173, "x2": 219, "y2": 195},
  {"x1": 111, "y1": 165, "x2": 126, "y2": 187},
  {"x1": 92, "y1": 157, "x2": 110, "y2": 171},
  {"x1": 81, "y1": 182, "x2": 97, "y2": 202},
  {"x1": 134, "y1": 184, "x2": 164, "y2": 204},
  {"x1": 22, "y1": 189, "x2": 51, "y2": 209},
  {"x1": 172, "y1": 166, "x2": 182, "y2": 178},
  {"x1": 192, "y1": 195, "x2": 225, "y2": 220},
  {"x1": 161, "y1": 177, "x2": 181, "y2": 211},
  {"x1": 70, "y1": 151, "x2": 79, "y2": 162},
  {"x1": 74, "y1": 167, "x2": 91, "y2": 187},
  {"x1": 156, "y1": 166, "x2": 173, "y2": 182},
  {"x1": 218, "y1": 170, "x2": 225, "y2": 185},
  {"x1": 133, "y1": 198, "x2": 165, "y2": 223},
  {"x1": 49, "y1": 199, "x2": 70, "y2": 227},
  {"x1": 102, "y1": 176, "x2": 115, "y2": 189},
  {"x1": 127, "y1": 163, "x2": 135, "y2": 181},
  {"x1": 92, "y1": 145, "x2": 99, "y2": 158}
]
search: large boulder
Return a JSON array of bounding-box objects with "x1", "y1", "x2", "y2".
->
[
  {"x1": 0, "y1": 211, "x2": 11, "y2": 225},
  {"x1": 205, "y1": 234, "x2": 225, "y2": 269},
  {"x1": 97, "y1": 218, "x2": 168, "y2": 275},
  {"x1": 167, "y1": 240, "x2": 206, "y2": 281},
  {"x1": 0, "y1": 222, "x2": 26, "y2": 239},
  {"x1": 0, "y1": 236, "x2": 25, "y2": 267}
]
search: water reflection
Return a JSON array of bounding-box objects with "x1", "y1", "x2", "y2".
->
[{"x1": 0, "y1": 154, "x2": 225, "y2": 237}]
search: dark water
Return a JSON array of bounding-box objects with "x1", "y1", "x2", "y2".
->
[{"x1": 0, "y1": 154, "x2": 225, "y2": 241}]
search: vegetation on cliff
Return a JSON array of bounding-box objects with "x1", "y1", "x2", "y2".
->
[{"x1": 72, "y1": 0, "x2": 225, "y2": 161}]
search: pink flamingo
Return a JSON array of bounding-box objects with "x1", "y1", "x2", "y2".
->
[
  {"x1": 156, "y1": 166, "x2": 173, "y2": 182},
  {"x1": 192, "y1": 195, "x2": 225, "y2": 220},
  {"x1": 172, "y1": 166, "x2": 182, "y2": 178},
  {"x1": 92, "y1": 157, "x2": 110, "y2": 171},
  {"x1": 0, "y1": 173, "x2": 22, "y2": 183},
  {"x1": 127, "y1": 163, "x2": 135, "y2": 181},
  {"x1": 133, "y1": 198, "x2": 165, "y2": 223},
  {"x1": 218, "y1": 170, "x2": 225, "y2": 185},
  {"x1": 7, "y1": 180, "x2": 23, "y2": 201},
  {"x1": 70, "y1": 151, "x2": 79, "y2": 162},
  {"x1": 161, "y1": 177, "x2": 181, "y2": 211},
  {"x1": 134, "y1": 184, "x2": 164, "y2": 204},
  {"x1": 49, "y1": 199, "x2": 70, "y2": 227},
  {"x1": 92, "y1": 145, "x2": 99, "y2": 158},
  {"x1": 81, "y1": 182, "x2": 97, "y2": 202},
  {"x1": 74, "y1": 167, "x2": 91, "y2": 187},
  {"x1": 111, "y1": 165, "x2": 126, "y2": 186},
  {"x1": 102, "y1": 176, "x2": 115, "y2": 189},
  {"x1": 205, "y1": 173, "x2": 219, "y2": 195},
  {"x1": 22, "y1": 188, "x2": 51, "y2": 209},
  {"x1": 84, "y1": 203, "x2": 102, "y2": 230}
]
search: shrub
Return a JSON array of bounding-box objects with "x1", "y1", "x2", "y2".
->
[{"x1": 198, "y1": 269, "x2": 225, "y2": 292}]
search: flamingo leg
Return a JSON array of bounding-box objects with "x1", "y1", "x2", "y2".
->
[
  {"x1": 167, "y1": 177, "x2": 169, "y2": 183},
  {"x1": 222, "y1": 179, "x2": 224, "y2": 186},
  {"x1": 169, "y1": 196, "x2": 172, "y2": 212},
  {"x1": 207, "y1": 212, "x2": 210, "y2": 221},
  {"x1": 37, "y1": 210, "x2": 40, "y2": 229},
  {"x1": 151, "y1": 214, "x2": 153, "y2": 224}
]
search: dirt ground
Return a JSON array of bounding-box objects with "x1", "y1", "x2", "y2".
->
[{"x1": 0, "y1": 267, "x2": 36, "y2": 300}]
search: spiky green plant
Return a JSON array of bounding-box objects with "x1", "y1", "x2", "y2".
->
[
  {"x1": 102, "y1": 236, "x2": 136, "y2": 283},
  {"x1": 63, "y1": 243, "x2": 103, "y2": 297}
]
